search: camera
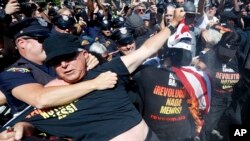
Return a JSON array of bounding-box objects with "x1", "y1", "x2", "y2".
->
[
  {"x1": 0, "y1": 0, "x2": 37, "y2": 16},
  {"x1": 156, "y1": 3, "x2": 166, "y2": 14},
  {"x1": 18, "y1": 0, "x2": 37, "y2": 12}
]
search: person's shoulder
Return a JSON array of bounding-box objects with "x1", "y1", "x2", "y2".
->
[
  {"x1": 139, "y1": 65, "x2": 172, "y2": 75},
  {"x1": 92, "y1": 57, "x2": 125, "y2": 72},
  {"x1": 237, "y1": 31, "x2": 250, "y2": 51},
  {"x1": 0, "y1": 66, "x2": 33, "y2": 85},
  {"x1": 0, "y1": 58, "x2": 31, "y2": 74},
  {"x1": 181, "y1": 66, "x2": 207, "y2": 76},
  {"x1": 0, "y1": 58, "x2": 36, "y2": 84},
  {"x1": 238, "y1": 30, "x2": 250, "y2": 41},
  {"x1": 133, "y1": 65, "x2": 162, "y2": 80}
]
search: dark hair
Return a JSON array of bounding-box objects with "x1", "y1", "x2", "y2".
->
[{"x1": 133, "y1": 26, "x2": 149, "y2": 38}]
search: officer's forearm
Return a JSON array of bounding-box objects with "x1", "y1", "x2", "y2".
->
[{"x1": 35, "y1": 80, "x2": 100, "y2": 109}]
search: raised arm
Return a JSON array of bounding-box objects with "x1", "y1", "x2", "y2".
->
[
  {"x1": 197, "y1": 0, "x2": 205, "y2": 16},
  {"x1": 122, "y1": 7, "x2": 185, "y2": 73},
  {"x1": 121, "y1": 27, "x2": 171, "y2": 73}
]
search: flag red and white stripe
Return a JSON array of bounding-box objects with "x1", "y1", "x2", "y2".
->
[{"x1": 172, "y1": 66, "x2": 211, "y2": 114}]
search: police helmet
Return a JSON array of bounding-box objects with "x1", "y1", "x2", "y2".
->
[
  {"x1": 112, "y1": 16, "x2": 126, "y2": 28},
  {"x1": 100, "y1": 20, "x2": 112, "y2": 30},
  {"x1": 52, "y1": 15, "x2": 75, "y2": 30}
]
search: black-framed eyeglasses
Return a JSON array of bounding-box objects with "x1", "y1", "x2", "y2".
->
[{"x1": 22, "y1": 36, "x2": 47, "y2": 43}]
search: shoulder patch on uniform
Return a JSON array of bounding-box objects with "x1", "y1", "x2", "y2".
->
[
  {"x1": 7, "y1": 67, "x2": 30, "y2": 73},
  {"x1": 81, "y1": 40, "x2": 90, "y2": 46},
  {"x1": 105, "y1": 41, "x2": 111, "y2": 47}
]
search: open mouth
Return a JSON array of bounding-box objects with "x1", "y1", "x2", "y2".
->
[{"x1": 65, "y1": 70, "x2": 74, "y2": 75}]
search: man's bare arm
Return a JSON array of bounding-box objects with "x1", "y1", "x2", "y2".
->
[
  {"x1": 122, "y1": 7, "x2": 185, "y2": 73},
  {"x1": 12, "y1": 71, "x2": 117, "y2": 109},
  {"x1": 121, "y1": 27, "x2": 171, "y2": 73}
]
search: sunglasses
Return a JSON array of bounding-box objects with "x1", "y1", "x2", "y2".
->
[
  {"x1": 22, "y1": 36, "x2": 47, "y2": 43},
  {"x1": 137, "y1": 9, "x2": 146, "y2": 12},
  {"x1": 119, "y1": 40, "x2": 134, "y2": 46}
]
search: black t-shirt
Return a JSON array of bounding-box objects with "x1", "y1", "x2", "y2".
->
[
  {"x1": 201, "y1": 50, "x2": 239, "y2": 98},
  {"x1": 135, "y1": 66, "x2": 194, "y2": 141},
  {"x1": 24, "y1": 58, "x2": 142, "y2": 141}
]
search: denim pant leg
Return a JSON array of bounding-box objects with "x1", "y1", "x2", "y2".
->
[{"x1": 200, "y1": 96, "x2": 229, "y2": 141}]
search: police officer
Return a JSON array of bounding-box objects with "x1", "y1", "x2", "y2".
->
[
  {"x1": 111, "y1": 27, "x2": 154, "y2": 113},
  {"x1": 96, "y1": 19, "x2": 117, "y2": 53},
  {"x1": 0, "y1": 17, "x2": 117, "y2": 117},
  {"x1": 51, "y1": 14, "x2": 76, "y2": 34},
  {"x1": 111, "y1": 27, "x2": 136, "y2": 57},
  {"x1": 0, "y1": 17, "x2": 55, "y2": 115},
  {"x1": 112, "y1": 16, "x2": 126, "y2": 30}
]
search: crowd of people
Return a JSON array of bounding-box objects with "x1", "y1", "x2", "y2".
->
[{"x1": 0, "y1": 0, "x2": 250, "y2": 140}]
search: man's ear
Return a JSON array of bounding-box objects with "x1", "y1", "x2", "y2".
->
[
  {"x1": 15, "y1": 38, "x2": 25, "y2": 50},
  {"x1": 80, "y1": 50, "x2": 89, "y2": 59}
]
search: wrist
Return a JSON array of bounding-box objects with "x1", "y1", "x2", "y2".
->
[
  {"x1": 167, "y1": 24, "x2": 176, "y2": 35},
  {"x1": 89, "y1": 80, "x2": 97, "y2": 91}
]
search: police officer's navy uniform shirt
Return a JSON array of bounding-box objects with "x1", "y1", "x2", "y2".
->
[{"x1": 0, "y1": 57, "x2": 56, "y2": 114}]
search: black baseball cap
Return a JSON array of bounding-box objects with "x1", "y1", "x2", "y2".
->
[{"x1": 43, "y1": 33, "x2": 85, "y2": 63}]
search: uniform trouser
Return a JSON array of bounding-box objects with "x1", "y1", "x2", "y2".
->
[{"x1": 200, "y1": 95, "x2": 231, "y2": 141}]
